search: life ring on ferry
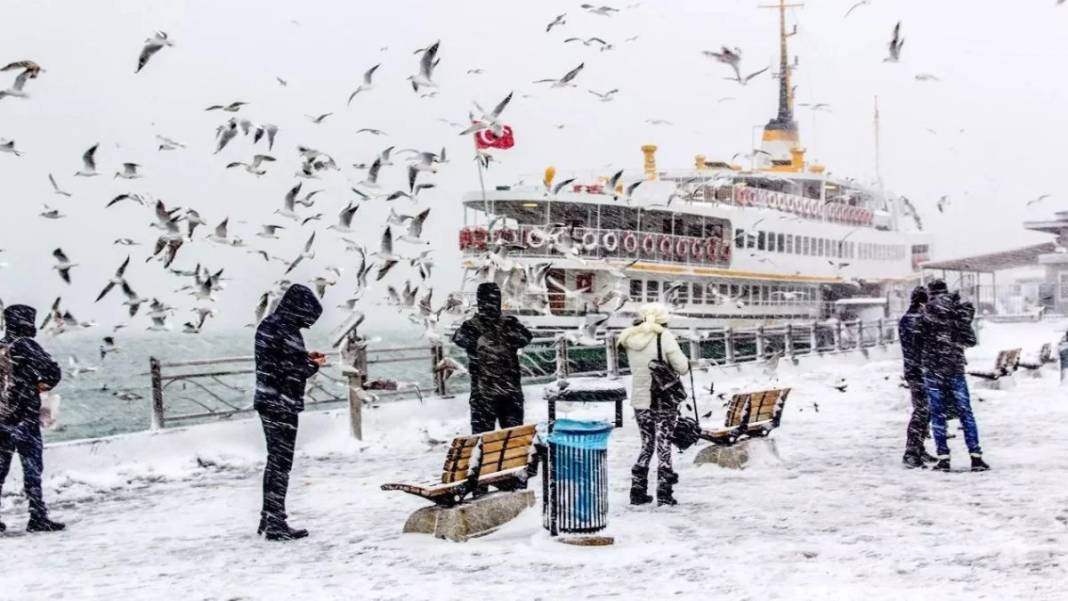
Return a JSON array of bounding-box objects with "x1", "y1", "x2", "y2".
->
[
  {"x1": 861, "y1": 209, "x2": 872, "y2": 224},
  {"x1": 526, "y1": 228, "x2": 547, "y2": 248},
  {"x1": 851, "y1": 207, "x2": 862, "y2": 223},
  {"x1": 691, "y1": 239, "x2": 706, "y2": 261},
  {"x1": 641, "y1": 234, "x2": 656, "y2": 255},
  {"x1": 471, "y1": 227, "x2": 488, "y2": 250},
  {"x1": 720, "y1": 241, "x2": 732, "y2": 260},
  {"x1": 623, "y1": 233, "x2": 639, "y2": 254},
  {"x1": 602, "y1": 231, "x2": 619, "y2": 252},
  {"x1": 676, "y1": 238, "x2": 690, "y2": 258},
  {"x1": 459, "y1": 228, "x2": 472, "y2": 250},
  {"x1": 737, "y1": 188, "x2": 752, "y2": 206},
  {"x1": 707, "y1": 239, "x2": 719, "y2": 260},
  {"x1": 773, "y1": 193, "x2": 784, "y2": 210},
  {"x1": 659, "y1": 236, "x2": 674, "y2": 256},
  {"x1": 582, "y1": 231, "x2": 599, "y2": 250}
]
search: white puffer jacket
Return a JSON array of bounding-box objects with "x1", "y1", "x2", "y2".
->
[{"x1": 618, "y1": 319, "x2": 689, "y2": 411}]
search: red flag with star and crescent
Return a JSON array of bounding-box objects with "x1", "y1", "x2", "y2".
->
[{"x1": 474, "y1": 125, "x2": 515, "y2": 150}]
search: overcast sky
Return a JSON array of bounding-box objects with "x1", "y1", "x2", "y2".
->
[{"x1": 2, "y1": 0, "x2": 1066, "y2": 335}]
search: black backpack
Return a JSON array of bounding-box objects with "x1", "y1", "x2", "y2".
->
[
  {"x1": 0, "y1": 342, "x2": 17, "y2": 422},
  {"x1": 649, "y1": 334, "x2": 687, "y2": 410}
]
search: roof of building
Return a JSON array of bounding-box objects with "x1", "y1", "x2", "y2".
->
[{"x1": 921, "y1": 242, "x2": 1058, "y2": 272}]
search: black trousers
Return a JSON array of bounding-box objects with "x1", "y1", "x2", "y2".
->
[
  {"x1": 904, "y1": 382, "x2": 930, "y2": 458},
  {"x1": 259, "y1": 411, "x2": 299, "y2": 523},
  {"x1": 0, "y1": 420, "x2": 47, "y2": 519},
  {"x1": 634, "y1": 407, "x2": 678, "y2": 479},
  {"x1": 470, "y1": 395, "x2": 524, "y2": 434}
]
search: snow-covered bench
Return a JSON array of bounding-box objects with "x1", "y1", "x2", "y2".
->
[
  {"x1": 968, "y1": 348, "x2": 1021, "y2": 381},
  {"x1": 544, "y1": 378, "x2": 628, "y2": 428},
  {"x1": 381, "y1": 424, "x2": 537, "y2": 508},
  {"x1": 1018, "y1": 343, "x2": 1054, "y2": 371},
  {"x1": 700, "y1": 388, "x2": 791, "y2": 446}
]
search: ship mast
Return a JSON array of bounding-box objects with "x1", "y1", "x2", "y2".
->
[{"x1": 758, "y1": 0, "x2": 803, "y2": 171}]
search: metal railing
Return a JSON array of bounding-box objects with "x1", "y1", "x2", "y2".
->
[{"x1": 147, "y1": 317, "x2": 897, "y2": 439}]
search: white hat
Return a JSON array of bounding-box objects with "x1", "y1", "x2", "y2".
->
[{"x1": 638, "y1": 302, "x2": 670, "y2": 325}]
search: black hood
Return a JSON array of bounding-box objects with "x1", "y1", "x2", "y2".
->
[
  {"x1": 927, "y1": 279, "x2": 948, "y2": 295},
  {"x1": 476, "y1": 282, "x2": 502, "y2": 318},
  {"x1": 908, "y1": 286, "x2": 928, "y2": 312},
  {"x1": 273, "y1": 284, "x2": 323, "y2": 329},
  {"x1": 3, "y1": 304, "x2": 37, "y2": 339}
]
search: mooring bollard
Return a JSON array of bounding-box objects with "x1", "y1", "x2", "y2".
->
[{"x1": 149, "y1": 356, "x2": 165, "y2": 431}]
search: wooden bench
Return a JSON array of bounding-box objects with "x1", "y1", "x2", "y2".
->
[
  {"x1": 1018, "y1": 343, "x2": 1054, "y2": 371},
  {"x1": 700, "y1": 388, "x2": 791, "y2": 446},
  {"x1": 968, "y1": 348, "x2": 1021, "y2": 381},
  {"x1": 381, "y1": 424, "x2": 537, "y2": 507}
]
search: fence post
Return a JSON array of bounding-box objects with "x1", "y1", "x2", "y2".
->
[
  {"x1": 431, "y1": 344, "x2": 447, "y2": 396},
  {"x1": 556, "y1": 337, "x2": 570, "y2": 378},
  {"x1": 755, "y1": 325, "x2": 765, "y2": 359},
  {"x1": 688, "y1": 338, "x2": 700, "y2": 363},
  {"x1": 834, "y1": 320, "x2": 843, "y2": 352},
  {"x1": 810, "y1": 321, "x2": 819, "y2": 354},
  {"x1": 784, "y1": 324, "x2": 794, "y2": 357},
  {"x1": 149, "y1": 357, "x2": 165, "y2": 431},
  {"x1": 340, "y1": 330, "x2": 368, "y2": 440},
  {"x1": 724, "y1": 327, "x2": 735, "y2": 364},
  {"x1": 605, "y1": 334, "x2": 619, "y2": 379},
  {"x1": 876, "y1": 318, "x2": 885, "y2": 346}
]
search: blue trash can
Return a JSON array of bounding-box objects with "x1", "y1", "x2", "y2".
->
[{"x1": 543, "y1": 419, "x2": 613, "y2": 535}]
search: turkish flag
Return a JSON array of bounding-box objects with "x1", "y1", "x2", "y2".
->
[{"x1": 474, "y1": 125, "x2": 515, "y2": 150}]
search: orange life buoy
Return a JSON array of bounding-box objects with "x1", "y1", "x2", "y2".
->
[
  {"x1": 676, "y1": 238, "x2": 690, "y2": 258},
  {"x1": 692, "y1": 238, "x2": 706, "y2": 261},
  {"x1": 641, "y1": 234, "x2": 656, "y2": 255},
  {"x1": 659, "y1": 236, "x2": 674, "y2": 256},
  {"x1": 623, "y1": 232, "x2": 639, "y2": 254},
  {"x1": 720, "y1": 241, "x2": 732, "y2": 260}
]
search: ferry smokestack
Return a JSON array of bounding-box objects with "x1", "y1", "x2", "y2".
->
[{"x1": 642, "y1": 144, "x2": 658, "y2": 180}]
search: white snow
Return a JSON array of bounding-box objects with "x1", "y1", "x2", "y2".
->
[{"x1": 1, "y1": 320, "x2": 1067, "y2": 600}]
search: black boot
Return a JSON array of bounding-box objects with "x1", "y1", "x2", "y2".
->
[
  {"x1": 656, "y1": 469, "x2": 678, "y2": 506},
  {"x1": 257, "y1": 515, "x2": 266, "y2": 536},
  {"x1": 263, "y1": 515, "x2": 308, "y2": 541},
  {"x1": 629, "y1": 466, "x2": 652, "y2": 505},
  {"x1": 932, "y1": 456, "x2": 951, "y2": 472},
  {"x1": 26, "y1": 516, "x2": 66, "y2": 533},
  {"x1": 0, "y1": 520, "x2": 6, "y2": 533},
  {"x1": 920, "y1": 451, "x2": 939, "y2": 464},
  {"x1": 970, "y1": 455, "x2": 990, "y2": 472},
  {"x1": 902, "y1": 454, "x2": 927, "y2": 469}
]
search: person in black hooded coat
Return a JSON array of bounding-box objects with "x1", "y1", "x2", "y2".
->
[
  {"x1": 0, "y1": 304, "x2": 64, "y2": 533},
  {"x1": 452, "y1": 283, "x2": 532, "y2": 433},
  {"x1": 253, "y1": 284, "x2": 324, "y2": 540},
  {"x1": 898, "y1": 286, "x2": 935, "y2": 468}
]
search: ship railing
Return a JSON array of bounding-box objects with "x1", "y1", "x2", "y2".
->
[{"x1": 146, "y1": 317, "x2": 896, "y2": 439}]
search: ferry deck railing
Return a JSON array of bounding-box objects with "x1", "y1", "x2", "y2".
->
[{"x1": 148, "y1": 317, "x2": 897, "y2": 439}]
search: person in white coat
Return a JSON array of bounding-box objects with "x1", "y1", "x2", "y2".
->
[{"x1": 617, "y1": 303, "x2": 689, "y2": 506}]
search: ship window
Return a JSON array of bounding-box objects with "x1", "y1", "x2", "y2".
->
[
  {"x1": 647, "y1": 280, "x2": 659, "y2": 301},
  {"x1": 676, "y1": 282, "x2": 690, "y2": 304},
  {"x1": 692, "y1": 282, "x2": 704, "y2": 304},
  {"x1": 814, "y1": 238, "x2": 822, "y2": 257},
  {"x1": 785, "y1": 235, "x2": 793, "y2": 254},
  {"x1": 707, "y1": 283, "x2": 721, "y2": 302},
  {"x1": 739, "y1": 285, "x2": 750, "y2": 301},
  {"x1": 757, "y1": 231, "x2": 766, "y2": 251},
  {"x1": 776, "y1": 233, "x2": 785, "y2": 253},
  {"x1": 724, "y1": 284, "x2": 734, "y2": 298},
  {"x1": 630, "y1": 279, "x2": 643, "y2": 302},
  {"x1": 735, "y1": 228, "x2": 746, "y2": 249},
  {"x1": 767, "y1": 232, "x2": 776, "y2": 252}
]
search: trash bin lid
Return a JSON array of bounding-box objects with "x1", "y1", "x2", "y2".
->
[{"x1": 547, "y1": 419, "x2": 613, "y2": 449}]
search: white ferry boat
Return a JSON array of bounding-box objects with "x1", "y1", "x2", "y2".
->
[{"x1": 458, "y1": 4, "x2": 929, "y2": 334}]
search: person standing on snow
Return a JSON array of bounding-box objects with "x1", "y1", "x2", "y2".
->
[
  {"x1": 452, "y1": 282, "x2": 533, "y2": 434},
  {"x1": 918, "y1": 280, "x2": 989, "y2": 472},
  {"x1": 0, "y1": 304, "x2": 64, "y2": 533},
  {"x1": 898, "y1": 286, "x2": 936, "y2": 469},
  {"x1": 618, "y1": 303, "x2": 689, "y2": 506},
  {"x1": 253, "y1": 284, "x2": 325, "y2": 541}
]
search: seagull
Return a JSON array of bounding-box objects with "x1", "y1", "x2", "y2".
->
[
  {"x1": 52, "y1": 248, "x2": 76, "y2": 283},
  {"x1": 1026, "y1": 194, "x2": 1051, "y2": 207},
  {"x1": 581, "y1": 4, "x2": 620, "y2": 16},
  {"x1": 226, "y1": 154, "x2": 276, "y2": 175},
  {"x1": 564, "y1": 37, "x2": 613, "y2": 51},
  {"x1": 147, "y1": 315, "x2": 172, "y2": 332},
  {"x1": 284, "y1": 232, "x2": 317, "y2": 275},
  {"x1": 114, "y1": 238, "x2": 139, "y2": 246},
  {"x1": 114, "y1": 162, "x2": 143, "y2": 179},
  {"x1": 533, "y1": 63, "x2": 584, "y2": 87},
  {"x1": 645, "y1": 118, "x2": 673, "y2": 126},
  {"x1": 546, "y1": 13, "x2": 567, "y2": 32},
  {"x1": 39, "y1": 205, "x2": 65, "y2": 219},
  {"x1": 460, "y1": 91, "x2": 514, "y2": 137},
  {"x1": 885, "y1": 22, "x2": 904, "y2": 62},
  {"x1": 206, "y1": 101, "x2": 248, "y2": 112},
  {"x1": 208, "y1": 218, "x2": 232, "y2": 244},
  {"x1": 0, "y1": 69, "x2": 31, "y2": 100},
  {"x1": 68, "y1": 356, "x2": 98, "y2": 377},
  {"x1": 155, "y1": 134, "x2": 185, "y2": 151},
  {"x1": 306, "y1": 112, "x2": 333, "y2": 124},
  {"x1": 355, "y1": 128, "x2": 388, "y2": 136},
  {"x1": 937, "y1": 195, "x2": 949, "y2": 213},
  {"x1": 408, "y1": 40, "x2": 440, "y2": 92},
  {"x1": 844, "y1": 0, "x2": 871, "y2": 17},
  {"x1": 184, "y1": 209, "x2": 206, "y2": 238},
  {"x1": 107, "y1": 193, "x2": 149, "y2": 209},
  {"x1": 725, "y1": 65, "x2": 769, "y2": 85},
  {"x1": 311, "y1": 276, "x2": 335, "y2": 299},
  {"x1": 703, "y1": 47, "x2": 743, "y2": 80},
  {"x1": 373, "y1": 229, "x2": 400, "y2": 280},
  {"x1": 136, "y1": 31, "x2": 174, "y2": 73},
  {"x1": 48, "y1": 174, "x2": 72, "y2": 197},
  {"x1": 588, "y1": 88, "x2": 619, "y2": 102},
  {"x1": 99, "y1": 336, "x2": 119, "y2": 360},
  {"x1": 347, "y1": 64, "x2": 381, "y2": 105},
  {"x1": 361, "y1": 157, "x2": 384, "y2": 188},
  {"x1": 214, "y1": 118, "x2": 238, "y2": 154},
  {"x1": 95, "y1": 256, "x2": 131, "y2": 302},
  {"x1": 75, "y1": 144, "x2": 99, "y2": 176},
  {"x1": 253, "y1": 123, "x2": 279, "y2": 150},
  {"x1": 327, "y1": 204, "x2": 359, "y2": 234},
  {"x1": 120, "y1": 281, "x2": 148, "y2": 317},
  {"x1": 914, "y1": 73, "x2": 939, "y2": 82},
  {"x1": 0, "y1": 139, "x2": 21, "y2": 156},
  {"x1": 398, "y1": 208, "x2": 430, "y2": 244}
]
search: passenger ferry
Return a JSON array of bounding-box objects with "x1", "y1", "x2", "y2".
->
[{"x1": 457, "y1": 3, "x2": 929, "y2": 334}]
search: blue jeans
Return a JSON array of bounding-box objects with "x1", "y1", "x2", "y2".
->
[
  {"x1": 924, "y1": 373, "x2": 982, "y2": 456},
  {"x1": 0, "y1": 420, "x2": 47, "y2": 519}
]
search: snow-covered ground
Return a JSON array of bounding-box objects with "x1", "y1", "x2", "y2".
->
[{"x1": 1, "y1": 320, "x2": 1067, "y2": 601}]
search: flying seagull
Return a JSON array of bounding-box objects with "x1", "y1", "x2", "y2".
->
[
  {"x1": 48, "y1": 174, "x2": 72, "y2": 197},
  {"x1": 205, "y1": 101, "x2": 248, "y2": 112},
  {"x1": 0, "y1": 139, "x2": 22, "y2": 156},
  {"x1": 546, "y1": 13, "x2": 566, "y2": 32},
  {"x1": 226, "y1": 154, "x2": 276, "y2": 175},
  {"x1": 702, "y1": 46, "x2": 742, "y2": 80},
  {"x1": 408, "y1": 40, "x2": 440, "y2": 92},
  {"x1": 347, "y1": 64, "x2": 381, "y2": 105},
  {"x1": 306, "y1": 112, "x2": 333, "y2": 124},
  {"x1": 52, "y1": 248, "x2": 76, "y2": 284},
  {"x1": 885, "y1": 22, "x2": 904, "y2": 62},
  {"x1": 844, "y1": 0, "x2": 871, "y2": 18},
  {"x1": 75, "y1": 144, "x2": 99, "y2": 176},
  {"x1": 136, "y1": 31, "x2": 174, "y2": 73},
  {"x1": 581, "y1": 4, "x2": 620, "y2": 16},
  {"x1": 95, "y1": 256, "x2": 131, "y2": 302},
  {"x1": 588, "y1": 88, "x2": 619, "y2": 102},
  {"x1": 533, "y1": 63, "x2": 584, "y2": 87},
  {"x1": 114, "y1": 162, "x2": 143, "y2": 179},
  {"x1": 725, "y1": 65, "x2": 769, "y2": 86}
]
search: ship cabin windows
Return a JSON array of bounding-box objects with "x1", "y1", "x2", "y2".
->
[
  {"x1": 629, "y1": 279, "x2": 643, "y2": 302},
  {"x1": 646, "y1": 280, "x2": 659, "y2": 302}
]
